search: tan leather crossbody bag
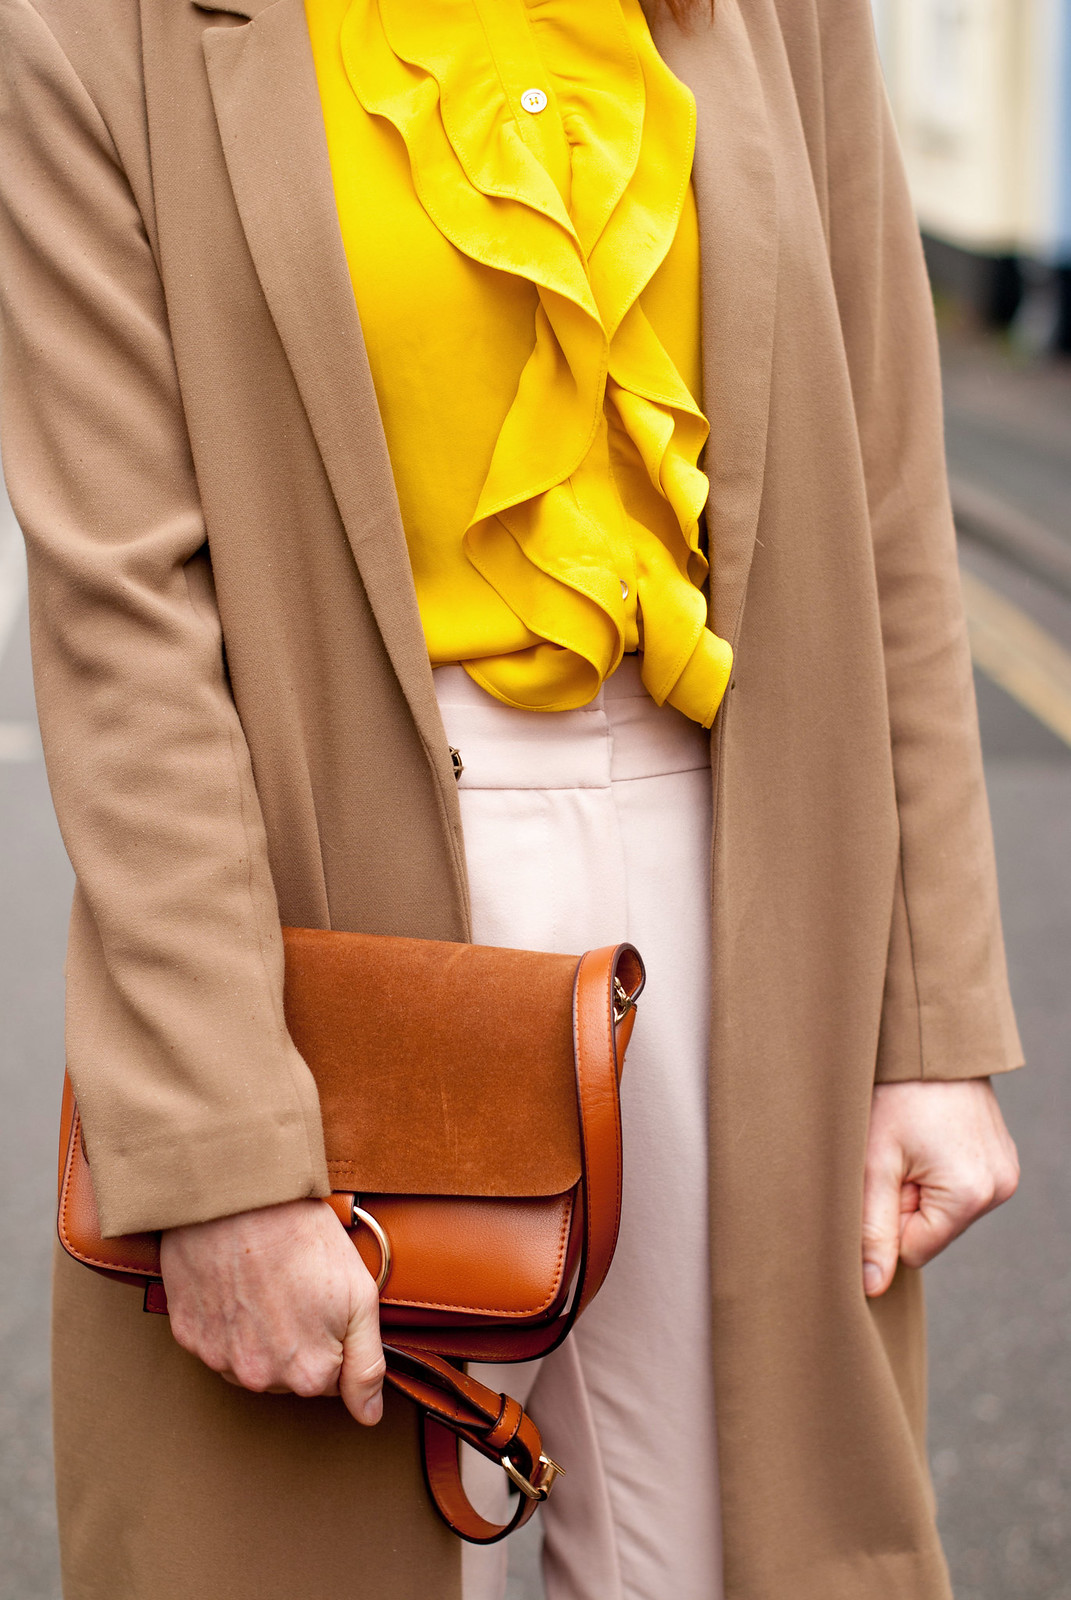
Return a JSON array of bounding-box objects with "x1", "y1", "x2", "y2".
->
[{"x1": 57, "y1": 927, "x2": 644, "y2": 1544}]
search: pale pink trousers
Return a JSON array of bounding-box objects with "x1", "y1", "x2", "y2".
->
[{"x1": 433, "y1": 659, "x2": 725, "y2": 1600}]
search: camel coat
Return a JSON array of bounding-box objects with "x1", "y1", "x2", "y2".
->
[{"x1": 0, "y1": 0, "x2": 1021, "y2": 1594}]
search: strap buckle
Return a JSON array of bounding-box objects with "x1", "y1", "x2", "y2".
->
[{"x1": 500, "y1": 1451, "x2": 565, "y2": 1502}]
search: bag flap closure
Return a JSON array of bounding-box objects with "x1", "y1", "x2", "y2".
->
[{"x1": 282, "y1": 928, "x2": 583, "y2": 1198}]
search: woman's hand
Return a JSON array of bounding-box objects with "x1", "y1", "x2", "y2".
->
[
  {"x1": 160, "y1": 1198, "x2": 385, "y2": 1423},
  {"x1": 862, "y1": 1078, "x2": 1020, "y2": 1298}
]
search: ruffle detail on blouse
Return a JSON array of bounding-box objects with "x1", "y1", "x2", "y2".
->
[{"x1": 340, "y1": 0, "x2": 732, "y2": 723}]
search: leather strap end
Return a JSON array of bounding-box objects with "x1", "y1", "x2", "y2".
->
[{"x1": 144, "y1": 1281, "x2": 168, "y2": 1315}]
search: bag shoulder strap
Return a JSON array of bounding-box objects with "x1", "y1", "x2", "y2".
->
[
  {"x1": 568, "y1": 942, "x2": 633, "y2": 1321},
  {"x1": 383, "y1": 1346, "x2": 559, "y2": 1544}
]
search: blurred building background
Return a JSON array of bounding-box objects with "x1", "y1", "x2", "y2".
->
[{"x1": 874, "y1": 0, "x2": 1071, "y2": 347}]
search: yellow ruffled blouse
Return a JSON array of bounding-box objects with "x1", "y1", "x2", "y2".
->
[{"x1": 305, "y1": 0, "x2": 733, "y2": 725}]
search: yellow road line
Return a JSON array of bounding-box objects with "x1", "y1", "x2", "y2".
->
[{"x1": 960, "y1": 567, "x2": 1071, "y2": 750}]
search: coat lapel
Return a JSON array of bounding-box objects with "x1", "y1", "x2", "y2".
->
[
  {"x1": 197, "y1": 0, "x2": 450, "y2": 767},
  {"x1": 649, "y1": 0, "x2": 778, "y2": 650}
]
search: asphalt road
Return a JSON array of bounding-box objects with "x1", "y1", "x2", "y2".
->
[{"x1": 1, "y1": 340, "x2": 1069, "y2": 1600}]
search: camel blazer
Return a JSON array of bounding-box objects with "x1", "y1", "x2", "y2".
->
[{"x1": 0, "y1": 0, "x2": 1021, "y2": 1593}]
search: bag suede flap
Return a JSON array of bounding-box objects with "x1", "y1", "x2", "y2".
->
[{"x1": 282, "y1": 927, "x2": 583, "y2": 1197}]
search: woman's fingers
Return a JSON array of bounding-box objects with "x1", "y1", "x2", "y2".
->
[
  {"x1": 161, "y1": 1197, "x2": 384, "y2": 1416},
  {"x1": 896, "y1": 1189, "x2": 976, "y2": 1271},
  {"x1": 862, "y1": 1079, "x2": 1019, "y2": 1298},
  {"x1": 898, "y1": 1161, "x2": 1015, "y2": 1270}
]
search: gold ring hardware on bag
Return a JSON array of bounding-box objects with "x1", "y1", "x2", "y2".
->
[
  {"x1": 349, "y1": 1197, "x2": 393, "y2": 1294},
  {"x1": 613, "y1": 975, "x2": 638, "y2": 1025},
  {"x1": 501, "y1": 1450, "x2": 565, "y2": 1501}
]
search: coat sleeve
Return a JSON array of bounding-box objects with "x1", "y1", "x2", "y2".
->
[
  {"x1": 814, "y1": 0, "x2": 1022, "y2": 1081},
  {"x1": 0, "y1": 0, "x2": 331, "y2": 1234}
]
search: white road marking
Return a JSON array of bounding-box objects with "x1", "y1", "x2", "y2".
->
[{"x1": 952, "y1": 474, "x2": 1071, "y2": 599}]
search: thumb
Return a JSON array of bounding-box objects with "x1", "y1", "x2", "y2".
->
[
  {"x1": 861, "y1": 1142, "x2": 906, "y2": 1298},
  {"x1": 338, "y1": 1266, "x2": 386, "y2": 1427}
]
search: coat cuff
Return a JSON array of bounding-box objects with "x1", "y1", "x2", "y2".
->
[
  {"x1": 88, "y1": 1090, "x2": 330, "y2": 1238},
  {"x1": 874, "y1": 856, "x2": 1024, "y2": 1083}
]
